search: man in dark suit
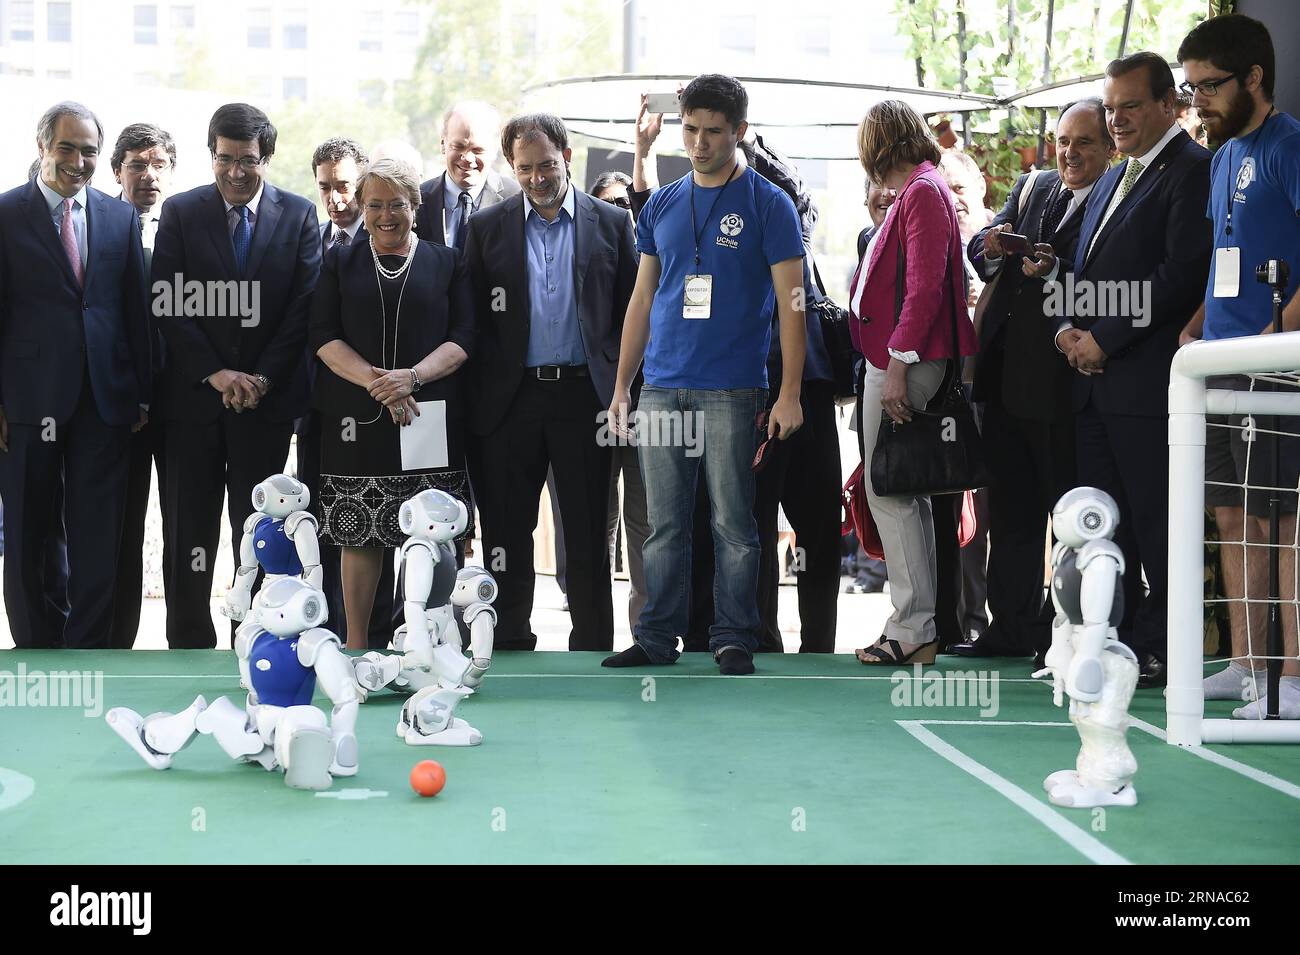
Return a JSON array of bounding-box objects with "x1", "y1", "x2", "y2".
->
[
  {"x1": 463, "y1": 113, "x2": 637, "y2": 650},
  {"x1": 0, "y1": 101, "x2": 152, "y2": 648},
  {"x1": 955, "y1": 98, "x2": 1116, "y2": 661},
  {"x1": 414, "y1": 101, "x2": 520, "y2": 249},
  {"x1": 152, "y1": 103, "x2": 322, "y2": 649},
  {"x1": 108, "y1": 122, "x2": 177, "y2": 648},
  {"x1": 1058, "y1": 53, "x2": 1213, "y2": 686}
]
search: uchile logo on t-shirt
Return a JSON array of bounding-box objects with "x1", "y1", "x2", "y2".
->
[{"x1": 716, "y1": 213, "x2": 744, "y2": 249}]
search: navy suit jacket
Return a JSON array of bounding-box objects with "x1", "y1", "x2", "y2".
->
[
  {"x1": 462, "y1": 188, "x2": 638, "y2": 436},
  {"x1": 414, "y1": 170, "x2": 520, "y2": 247},
  {"x1": 1070, "y1": 129, "x2": 1212, "y2": 417},
  {"x1": 152, "y1": 182, "x2": 321, "y2": 423},
  {"x1": 0, "y1": 179, "x2": 151, "y2": 427}
]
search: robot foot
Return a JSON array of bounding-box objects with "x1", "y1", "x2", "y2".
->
[
  {"x1": 462, "y1": 658, "x2": 490, "y2": 690},
  {"x1": 282, "y1": 728, "x2": 334, "y2": 791},
  {"x1": 1043, "y1": 769, "x2": 1078, "y2": 794},
  {"x1": 403, "y1": 717, "x2": 483, "y2": 747},
  {"x1": 353, "y1": 652, "x2": 402, "y2": 698},
  {"x1": 106, "y1": 707, "x2": 178, "y2": 770},
  {"x1": 330, "y1": 733, "x2": 359, "y2": 777},
  {"x1": 1047, "y1": 777, "x2": 1137, "y2": 808}
]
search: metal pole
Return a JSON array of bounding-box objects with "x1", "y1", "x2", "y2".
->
[
  {"x1": 1267, "y1": 284, "x2": 1284, "y2": 717},
  {"x1": 1118, "y1": 0, "x2": 1134, "y2": 58},
  {"x1": 1038, "y1": 0, "x2": 1054, "y2": 167},
  {"x1": 623, "y1": 0, "x2": 637, "y2": 73}
]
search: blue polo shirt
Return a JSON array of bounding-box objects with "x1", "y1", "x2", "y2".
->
[
  {"x1": 1204, "y1": 110, "x2": 1300, "y2": 340},
  {"x1": 637, "y1": 166, "x2": 803, "y2": 389}
]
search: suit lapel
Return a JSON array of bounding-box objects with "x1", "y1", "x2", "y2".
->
[
  {"x1": 1084, "y1": 130, "x2": 1187, "y2": 268},
  {"x1": 502, "y1": 195, "x2": 530, "y2": 331},
  {"x1": 244, "y1": 183, "x2": 283, "y2": 278},
  {"x1": 427, "y1": 172, "x2": 447, "y2": 245},
  {"x1": 83, "y1": 188, "x2": 103, "y2": 296},
  {"x1": 201, "y1": 184, "x2": 240, "y2": 277},
  {"x1": 572, "y1": 189, "x2": 596, "y2": 305},
  {"x1": 1076, "y1": 163, "x2": 1121, "y2": 273},
  {"x1": 23, "y1": 179, "x2": 80, "y2": 290}
]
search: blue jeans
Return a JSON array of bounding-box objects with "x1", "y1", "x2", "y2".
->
[{"x1": 633, "y1": 386, "x2": 766, "y2": 662}]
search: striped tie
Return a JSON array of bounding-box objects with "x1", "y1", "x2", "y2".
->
[
  {"x1": 61, "y1": 198, "x2": 83, "y2": 287},
  {"x1": 1088, "y1": 158, "x2": 1145, "y2": 258}
]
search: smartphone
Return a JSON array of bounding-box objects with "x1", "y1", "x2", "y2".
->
[
  {"x1": 645, "y1": 91, "x2": 680, "y2": 114},
  {"x1": 1000, "y1": 232, "x2": 1032, "y2": 255}
]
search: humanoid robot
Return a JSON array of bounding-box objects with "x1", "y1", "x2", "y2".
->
[
  {"x1": 351, "y1": 489, "x2": 496, "y2": 746},
  {"x1": 1034, "y1": 486, "x2": 1140, "y2": 808},
  {"x1": 106, "y1": 578, "x2": 361, "y2": 791},
  {"x1": 222, "y1": 474, "x2": 322, "y2": 623}
]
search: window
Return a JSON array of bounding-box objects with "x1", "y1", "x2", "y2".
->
[
  {"x1": 171, "y1": 5, "x2": 195, "y2": 30},
  {"x1": 393, "y1": 11, "x2": 418, "y2": 51},
  {"x1": 47, "y1": 2, "x2": 71, "y2": 42},
  {"x1": 134, "y1": 5, "x2": 157, "y2": 45},
  {"x1": 283, "y1": 8, "x2": 307, "y2": 49},
  {"x1": 802, "y1": 17, "x2": 830, "y2": 57},
  {"x1": 283, "y1": 76, "x2": 306, "y2": 101},
  {"x1": 247, "y1": 7, "x2": 270, "y2": 48},
  {"x1": 358, "y1": 79, "x2": 386, "y2": 108},
  {"x1": 359, "y1": 10, "x2": 381, "y2": 52},
  {"x1": 8, "y1": 1, "x2": 34, "y2": 42},
  {"x1": 719, "y1": 14, "x2": 755, "y2": 54}
]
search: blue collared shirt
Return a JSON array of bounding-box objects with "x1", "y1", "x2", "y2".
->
[
  {"x1": 37, "y1": 175, "x2": 87, "y2": 267},
  {"x1": 523, "y1": 185, "x2": 585, "y2": 367}
]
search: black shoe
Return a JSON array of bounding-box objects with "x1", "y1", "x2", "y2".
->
[
  {"x1": 715, "y1": 645, "x2": 755, "y2": 675},
  {"x1": 1137, "y1": 653, "x2": 1167, "y2": 689},
  {"x1": 602, "y1": 644, "x2": 669, "y2": 668},
  {"x1": 949, "y1": 633, "x2": 1032, "y2": 658}
]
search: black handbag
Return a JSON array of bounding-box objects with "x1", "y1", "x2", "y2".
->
[
  {"x1": 808, "y1": 257, "x2": 857, "y2": 400},
  {"x1": 869, "y1": 207, "x2": 992, "y2": 497}
]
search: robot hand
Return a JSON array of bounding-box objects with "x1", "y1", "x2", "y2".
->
[
  {"x1": 1035, "y1": 615, "x2": 1074, "y2": 708},
  {"x1": 221, "y1": 588, "x2": 252, "y2": 622}
]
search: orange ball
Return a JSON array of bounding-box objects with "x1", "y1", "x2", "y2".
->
[{"x1": 410, "y1": 759, "x2": 446, "y2": 797}]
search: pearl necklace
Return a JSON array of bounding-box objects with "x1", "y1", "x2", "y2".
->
[{"x1": 370, "y1": 234, "x2": 416, "y2": 280}]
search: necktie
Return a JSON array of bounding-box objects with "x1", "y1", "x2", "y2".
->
[
  {"x1": 1089, "y1": 158, "x2": 1145, "y2": 257},
  {"x1": 1041, "y1": 186, "x2": 1072, "y2": 242},
  {"x1": 233, "y1": 205, "x2": 251, "y2": 275},
  {"x1": 453, "y1": 191, "x2": 471, "y2": 251},
  {"x1": 61, "y1": 198, "x2": 83, "y2": 287},
  {"x1": 140, "y1": 212, "x2": 153, "y2": 273},
  {"x1": 332, "y1": 227, "x2": 348, "y2": 249}
]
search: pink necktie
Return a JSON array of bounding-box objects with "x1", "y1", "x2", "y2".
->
[{"x1": 61, "y1": 198, "x2": 84, "y2": 287}]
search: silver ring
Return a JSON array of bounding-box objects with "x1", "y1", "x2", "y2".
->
[{"x1": 396, "y1": 407, "x2": 405, "y2": 417}]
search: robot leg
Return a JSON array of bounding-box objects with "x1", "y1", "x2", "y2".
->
[
  {"x1": 397, "y1": 685, "x2": 482, "y2": 746},
  {"x1": 195, "y1": 695, "x2": 275, "y2": 768},
  {"x1": 105, "y1": 696, "x2": 208, "y2": 771},
  {"x1": 312, "y1": 641, "x2": 362, "y2": 776},
  {"x1": 273, "y1": 706, "x2": 334, "y2": 791},
  {"x1": 353, "y1": 651, "x2": 404, "y2": 697},
  {"x1": 1048, "y1": 643, "x2": 1139, "y2": 808}
]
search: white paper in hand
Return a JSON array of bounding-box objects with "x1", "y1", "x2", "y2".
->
[{"x1": 399, "y1": 400, "x2": 448, "y2": 471}]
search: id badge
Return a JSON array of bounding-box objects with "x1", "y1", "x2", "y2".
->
[
  {"x1": 1214, "y1": 247, "x2": 1241, "y2": 298},
  {"x1": 683, "y1": 274, "x2": 712, "y2": 319}
]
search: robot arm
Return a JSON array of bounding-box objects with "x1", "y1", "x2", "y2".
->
[
  {"x1": 1067, "y1": 541, "x2": 1126, "y2": 703},
  {"x1": 285, "y1": 511, "x2": 322, "y2": 589},
  {"x1": 233, "y1": 621, "x2": 261, "y2": 705},
  {"x1": 400, "y1": 540, "x2": 438, "y2": 667},
  {"x1": 222, "y1": 513, "x2": 265, "y2": 621}
]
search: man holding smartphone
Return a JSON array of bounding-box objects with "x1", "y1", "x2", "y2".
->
[
  {"x1": 602, "y1": 74, "x2": 806, "y2": 675},
  {"x1": 960, "y1": 97, "x2": 1116, "y2": 663}
]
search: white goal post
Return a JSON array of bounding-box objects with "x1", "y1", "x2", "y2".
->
[{"x1": 1168, "y1": 333, "x2": 1300, "y2": 746}]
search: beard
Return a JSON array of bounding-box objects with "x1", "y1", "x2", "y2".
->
[{"x1": 1201, "y1": 86, "x2": 1255, "y2": 145}]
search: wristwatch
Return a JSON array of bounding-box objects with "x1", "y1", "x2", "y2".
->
[{"x1": 255, "y1": 373, "x2": 271, "y2": 391}]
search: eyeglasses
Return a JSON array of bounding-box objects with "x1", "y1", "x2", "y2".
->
[
  {"x1": 212, "y1": 155, "x2": 265, "y2": 171},
  {"x1": 364, "y1": 200, "x2": 412, "y2": 214},
  {"x1": 1179, "y1": 73, "x2": 1241, "y2": 98},
  {"x1": 122, "y1": 160, "x2": 171, "y2": 174},
  {"x1": 600, "y1": 195, "x2": 632, "y2": 210}
]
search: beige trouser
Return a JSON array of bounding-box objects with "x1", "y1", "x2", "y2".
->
[{"x1": 857, "y1": 359, "x2": 949, "y2": 644}]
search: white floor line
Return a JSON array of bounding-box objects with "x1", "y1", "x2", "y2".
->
[
  {"x1": 897, "y1": 720, "x2": 1132, "y2": 866},
  {"x1": 85, "y1": 672, "x2": 1046, "y2": 683},
  {"x1": 1129, "y1": 717, "x2": 1300, "y2": 801}
]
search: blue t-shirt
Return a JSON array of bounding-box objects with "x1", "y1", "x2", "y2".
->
[
  {"x1": 636, "y1": 166, "x2": 804, "y2": 388},
  {"x1": 1204, "y1": 111, "x2": 1300, "y2": 340}
]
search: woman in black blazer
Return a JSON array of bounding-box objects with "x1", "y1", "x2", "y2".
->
[{"x1": 309, "y1": 158, "x2": 475, "y2": 649}]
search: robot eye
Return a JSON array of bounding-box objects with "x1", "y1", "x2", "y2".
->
[{"x1": 1083, "y1": 511, "x2": 1102, "y2": 531}]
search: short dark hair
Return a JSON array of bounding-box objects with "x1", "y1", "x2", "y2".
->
[
  {"x1": 111, "y1": 123, "x2": 177, "y2": 172},
  {"x1": 591, "y1": 170, "x2": 631, "y2": 195},
  {"x1": 1178, "y1": 13, "x2": 1275, "y2": 102},
  {"x1": 37, "y1": 101, "x2": 103, "y2": 151},
  {"x1": 500, "y1": 112, "x2": 569, "y2": 163},
  {"x1": 1059, "y1": 97, "x2": 1114, "y2": 148},
  {"x1": 312, "y1": 137, "x2": 367, "y2": 176},
  {"x1": 1105, "y1": 51, "x2": 1176, "y2": 102},
  {"x1": 680, "y1": 74, "x2": 748, "y2": 131},
  {"x1": 207, "y1": 103, "x2": 277, "y2": 158}
]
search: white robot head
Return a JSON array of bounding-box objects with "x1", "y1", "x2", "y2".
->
[
  {"x1": 399, "y1": 489, "x2": 468, "y2": 543},
  {"x1": 1053, "y1": 486, "x2": 1120, "y2": 548},
  {"x1": 254, "y1": 577, "x2": 328, "y2": 636},
  {"x1": 252, "y1": 474, "x2": 310, "y2": 519},
  {"x1": 452, "y1": 567, "x2": 497, "y2": 608}
]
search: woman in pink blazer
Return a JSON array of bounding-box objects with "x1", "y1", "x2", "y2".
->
[{"x1": 848, "y1": 100, "x2": 978, "y2": 666}]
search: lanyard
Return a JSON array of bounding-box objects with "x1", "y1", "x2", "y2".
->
[
  {"x1": 1224, "y1": 109, "x2": 1274, "y2": 238},
  {"x1": 690, "y1": 161, "x2": 740, "y2": 268}
]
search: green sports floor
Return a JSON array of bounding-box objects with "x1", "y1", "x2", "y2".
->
[{"x1": 1, "y1": 651, "x2": 1297, "y2": 864}]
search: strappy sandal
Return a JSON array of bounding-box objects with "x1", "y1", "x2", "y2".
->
[{"x1": 855, "y1": 636, "x2": 938, "y2": 666}]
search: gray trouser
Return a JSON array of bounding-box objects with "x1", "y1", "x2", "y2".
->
[{"x1": 858, "y1": 359, "x2": 948, "y2": 643}]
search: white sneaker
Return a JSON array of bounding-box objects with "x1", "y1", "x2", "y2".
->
[
  {"x1": 1232, "y1": 676, "x2": 1300, "y2": 719},
  {"x1": 1204, "y1": 662, "x2": 1261, "y2": 702}
]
